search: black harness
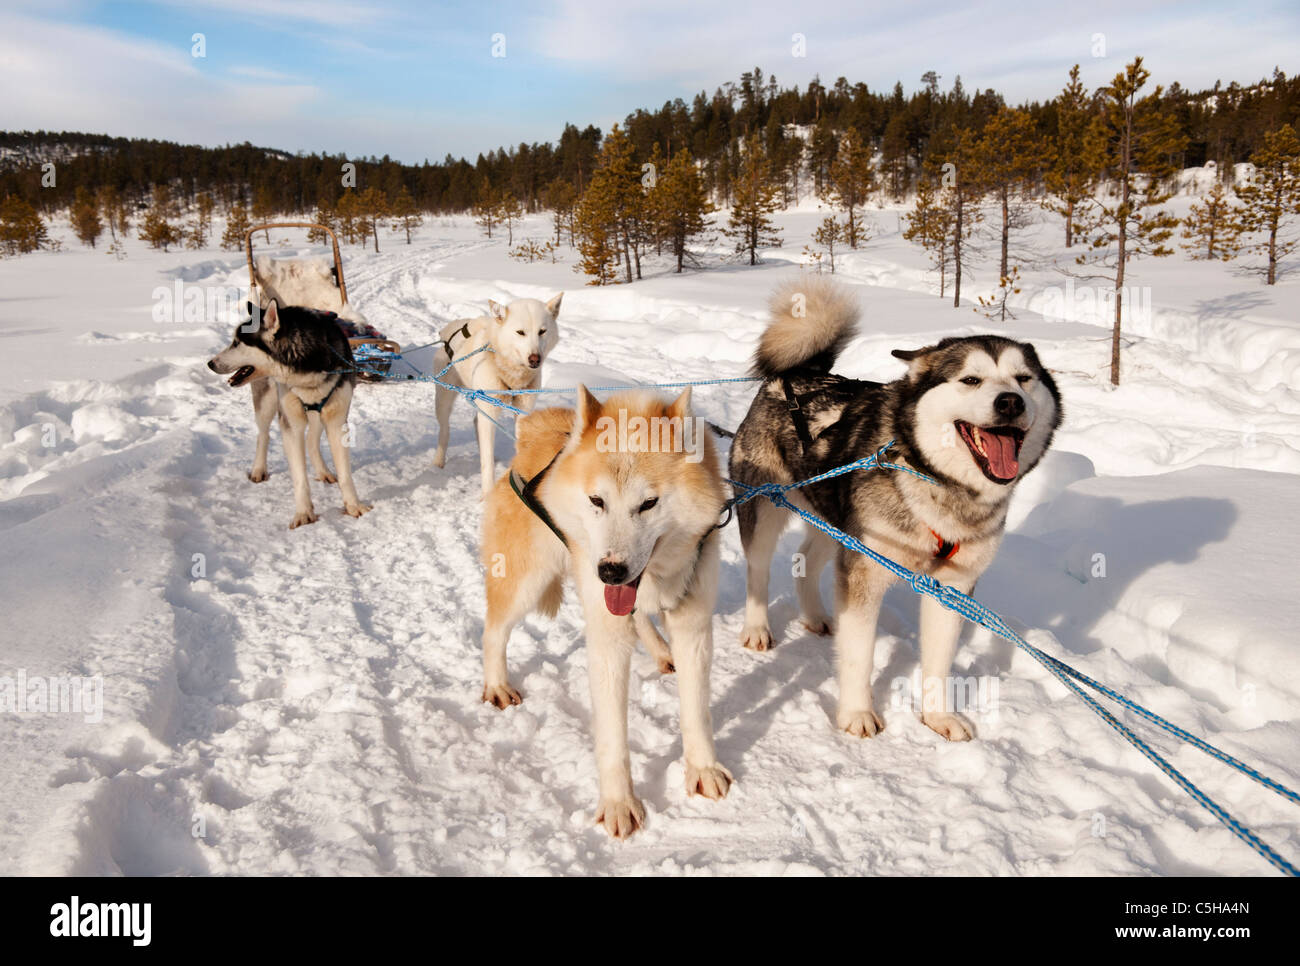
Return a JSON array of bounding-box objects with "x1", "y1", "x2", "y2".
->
[
  {"x1": 781, "y1": 376, "x2": 816, "y2": 452},
  {"x1": 445, "y1": 322, "x2": 473, "y2": 361},
  {"x1": 301, "y1": 377, "x2": 341, "y2": 414},
  {"x1": 509, "y1": 450, "x2": 568, "y2": 548}
]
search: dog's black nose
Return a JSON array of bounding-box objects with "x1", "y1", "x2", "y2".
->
[
  {"x1": 528, "y1": 354, "x2": 541, "y2": 368},
  {"x1": 994, "y1": 392, "x2": 1025, "y2": 419},
  {"x1": 207, "y1": 360, "x2": 218, "y2": 372},
  {"x1": 598, "y1": 561, "x2": 628, "y2": 585}
]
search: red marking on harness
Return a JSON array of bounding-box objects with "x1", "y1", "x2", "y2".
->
[{"x1": 930, "y1": 529, "x2": 960, "y2": 560}]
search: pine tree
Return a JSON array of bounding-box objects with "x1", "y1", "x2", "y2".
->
[
  {"x1": 932, "y1": 129, "x2": 984, "y2": 308},
  {"x1": 651, "y1": 148, "x2": 714, "y2": 272},
  {"x1": 335, "y1": 191, "x2": 361, "y2": 244},
  {"x1": 473, "y1": 178, "x2": 498, "y2": 238},
  {"x1": 1074, "y1": 57, "x2": 1185, "y2": 385},
  {"x1": 97, "y1": 185, "x2": 128, "y2": 241},
  {"x1": 252, "y1": 186, "x2": 276, "y2": 242},
  {"x1": 823, "y1": 129, "x2": 875, "y2": 248},
  {"x1": 221, "y1": 201, "x2": 252, "y2": 252},
  {"x1": 545, "y1": 179, "x2": 578, "y2": 247},
  {"x1": 573, "y1": 126, "x2": 644, "y2": 283},
  {"x1": 184, "y1": 191, "x2": 214, "y2": 249},
  {"x1": 725, "y1": 135, "x2": 783, "y2": 265},
  {"x1": 71, "y1": 187, "x2": 103, "y2": 248},
  {"x1": 903, "y1": 176, "x2": 956, "y2": 296},
  {"x1": 307, "y1": 201, "x2": 335, "y2": 244},
  {"x1": 1230, "y1": 124, "x2": 1300, "y2": 284},
  {"x1": 141, "y1": 186, "x2": 181, "y2": 251},
  {"x1": 880, "y1": 114, "x2": 910, "y2": 199},
  {"x1": 1045, "y1": 65, "x2": 1104, "y2": 248},
  {"x1": 357, "y1": 187, "x2": 387, "y2": 252},
  {"x1": 498, "y1": 192, "x2": 524, "y2": 245},
  {"x1": 1181, "y1": 180, "x2": 1237, "y2": 260},
  {"x1": 975, "y1": 107, "x2": 1044, "y2": 304},
  {"x1": 389, "y1": 186, "x2": 422, "y2": 244},
  {"x1": 804, "y1": 215, "x2": 845, "y2": 274},
  {"x1": 0, "y1": 196, "x2": 48, "y2": 255}
]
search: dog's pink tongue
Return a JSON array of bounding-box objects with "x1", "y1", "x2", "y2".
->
[
  {"x1": 604, "y1": 583, "x2": 638, "y2": 616},
  {"x1": 985, "y1": 432, "x2": 1020, "y2": 480}
]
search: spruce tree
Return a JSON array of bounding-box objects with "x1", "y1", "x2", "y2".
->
[
  {"x1": 473, "y1": 177, "x2": 497, "y2": 238},
  {"x1": 71, "y1": 187, "x2": 103, "y2": 248},
  {"x1": 1045, "y1": 65, "x2": 1103, "y2": 248},
  {"x1": 725, "y1": 135, "x2": 783, "y2": 265},
  {"x1": 1074, "y1": 57, "x2": 1185, "y2": 385},
  {"x1": 1230, "y1": 124, "x2": 1300, "y2": 284},
  {"x1": 1181, "y1": 179, "x2": 1237, "y2": 260}
]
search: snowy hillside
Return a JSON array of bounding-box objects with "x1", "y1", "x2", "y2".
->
[{"x1": 1, "y1": 200, "x2": 1297, "y2": 876}]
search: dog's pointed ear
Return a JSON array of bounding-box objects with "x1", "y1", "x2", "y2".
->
[
  {"x1": 546, "y1": 293, "x2": 563, "y2": 318},
  {"x1": 668, "y1": 386, "x2": 693, "y2": 420},
  {"x1": 892, "y1": 344, "x2": 937, "y2": 379},
  {"x1": 488, "y1": 299, "x2": 507, "y2": 324},
  {"x1": 262, "y1": 299, "x2": 281, "y2": 335},
  {"x1": 574, "y1": 384, "x2": 601, "y2": 434}
]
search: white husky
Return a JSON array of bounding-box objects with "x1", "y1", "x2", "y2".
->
[{"x1": 433, "y1": 295, "x2": 562, "y2": 494}]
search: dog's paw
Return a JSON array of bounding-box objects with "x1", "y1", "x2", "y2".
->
[
  {"x1": 740, "y1": 624, "x2": 773, "y2": 651},
  {"x1": 922, "y1": 711, "x2": 973, "y2": 742},
  {"x1": 433, "y1": 452, "x2": 446, "y2": 469},
  {"x1": 685, "y1": 762, "x2": 733, "y2": 800},
  {"x1": 481, "y1": 682, "x2": 522, "y2": 709},
  {"x1": 801, "y1": 615, "x2": 833, "y2": 636},
  {"x1": 289, "y1": 511, "x2": 319, "y2": 529},
  {"x1": 343, "y1": 502, "x2": 372, "y2": 518},
  {"x1": 595, "y1": 796, "x2": 646, "y2": 839},
  {"x1": 248, "y1": 468, "x2": 269, "y2": 483},
  {"x1": 316, "y1": 470, "x2": 338, "y2": 484},
  {"x1": 838, "y1": 707, "x2": 885, "y2": 738}
]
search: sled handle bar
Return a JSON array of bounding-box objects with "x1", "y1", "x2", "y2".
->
[{"x1": 246, "y1": 222, "x2": 348, "y2": 308}]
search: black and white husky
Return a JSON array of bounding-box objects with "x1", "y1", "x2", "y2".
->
[
  {"x1": 729, "y1": 277, "x2": 1061, "y2": 741},
  {"x1": 207, "y1": 300, "x2": 371, "y2": 529}
]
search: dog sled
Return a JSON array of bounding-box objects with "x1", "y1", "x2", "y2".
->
[{"x1": 245, "y1": 222, "x2": 443, "y2": 382}]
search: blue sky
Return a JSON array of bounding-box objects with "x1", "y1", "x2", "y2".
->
[{"x1": 3, "y1": 0, "x2": 1296, "y2": 163}]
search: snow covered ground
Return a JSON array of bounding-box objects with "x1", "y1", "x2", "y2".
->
[{"x1": 1, "y1": 193, "x2": 1297, "y2": 876}]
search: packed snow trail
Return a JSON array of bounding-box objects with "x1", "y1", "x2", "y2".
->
[{"x1": 2, "y1": 210, "x2": 1297, "y2": 875}]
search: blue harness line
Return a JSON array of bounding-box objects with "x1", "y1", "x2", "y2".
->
[{"x1": 728, "y1": 441, "x2": 1300, "y2": 876}]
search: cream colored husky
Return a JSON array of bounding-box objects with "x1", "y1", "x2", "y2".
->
[{"x1": 479, "y1": 387, "x2": 732, "y2": 838}]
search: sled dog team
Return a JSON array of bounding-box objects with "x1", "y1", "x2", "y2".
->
[{"x1": 208, "y1": 277, "x2": 1062, "y2": 838}]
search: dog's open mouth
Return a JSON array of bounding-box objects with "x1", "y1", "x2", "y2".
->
[
  {"x1": 956, "y1": 421, "x2": 1026, "y2": 483},
  {"x1": 227, "y1": 365, "x2": 256, "y2": 388},
  {"x1": 603, "y1": 572, "x2": 643, "y2": 616}
]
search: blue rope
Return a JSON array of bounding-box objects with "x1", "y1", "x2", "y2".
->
[{"x1": 729, "y1": 443, "x2": 1300, "y2": 876}]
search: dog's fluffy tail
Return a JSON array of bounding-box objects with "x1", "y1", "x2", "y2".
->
[{"x1": 753, "y1": 277, "x2": 861, "y2": 379}]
